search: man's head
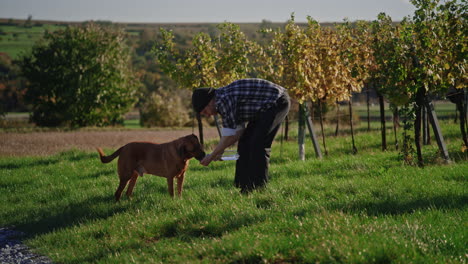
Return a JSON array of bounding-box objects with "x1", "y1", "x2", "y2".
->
[{"x1": 192, "y1": 87, "x2": 216, "y2": 116}]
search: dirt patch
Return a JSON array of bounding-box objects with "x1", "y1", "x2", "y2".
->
[{"x1": 0, "y1": 128, "x2": 219, "y2": 157}]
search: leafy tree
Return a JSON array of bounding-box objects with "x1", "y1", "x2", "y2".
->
[
  {"x1": 154, "y1": 22, "x2": 256, "y2": 143},
  {"x1": 0, "y1": 53, "x2": 25, "y2": 115},
  {"x1": 20, "y1": 23, "x2": 139, "y2": 127},
  {"x1": 436, "y1": 0, "x2": 467, "y2": 149},
  {"x1": 370, "y1": 0, "x2": 465, "y2": 165}
]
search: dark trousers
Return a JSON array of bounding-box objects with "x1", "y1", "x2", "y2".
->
[{"x1": 234, "y1": 93, "x2": 290, "y2": 192}]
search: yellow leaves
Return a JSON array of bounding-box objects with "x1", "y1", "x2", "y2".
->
[{"x1": 461, "y1": 144, "x2": 467, "y2": 153}]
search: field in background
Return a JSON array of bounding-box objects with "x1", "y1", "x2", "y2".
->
[
  {"x1": 2, "y1": 101, "x2": 460, "y2": 130},
  {"x1": 0, "y1": 24, "x2": 66, "y2": 58},
  {"x1": 0, "y1": 21, "x2": 293, "y2": 59},
  {"x1": 0, "y1": 120, "x2": 466, "y2": 263}
]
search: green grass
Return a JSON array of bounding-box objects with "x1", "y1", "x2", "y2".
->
[
  {"x1": 0, "y1": 121, "x2": 467, "y2": 263},
  {"x1": 0, "y1": 25, "x2": 66, "y2": 58}
]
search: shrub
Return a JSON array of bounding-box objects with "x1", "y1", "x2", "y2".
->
[
  {"x1": 139, "y1": 89, "x2": 190, "y2": 127},
  {"x1": 19, "y1": 23, "x2": 139, "y2": 127}
]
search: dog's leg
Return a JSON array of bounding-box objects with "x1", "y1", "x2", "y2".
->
[
  {"x1": 176, "y1": 173, "x2": 185, "y2": 197},
  {"x1": 125, "y1": 171, "x2": 139, "y2": 199},
  {"x1": 115, "y1": 179, "x2": 128, "y2": 202},
  {"x1": 167, "y1": 178, "x2": 174, "y2": 197}
]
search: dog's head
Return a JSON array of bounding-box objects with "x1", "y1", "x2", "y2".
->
[{"x1": 178, "y1": 134, "x2": 206, "y2": 161}]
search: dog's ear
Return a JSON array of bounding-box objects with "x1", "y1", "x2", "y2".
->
[{"x1": 178, "y1": 144, "x2": 187, "y2": 158}]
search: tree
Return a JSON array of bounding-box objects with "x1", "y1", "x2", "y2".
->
[
  {"x1": 370, "y1": 0, "x2": 464, "y2": 166},
  {"x1": 20, "y1": 23, "x2": 139, "y2": 127},
  {"x1": 154, "y1": 22, "x2": 256, "y2": 144},
  {"x1": 437, "y1": 0, "x2": 467, "y2": 149}
]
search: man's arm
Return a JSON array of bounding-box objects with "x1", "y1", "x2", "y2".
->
[{"x1": 200, "y1": 129, "x2": 244, "y2": 166}]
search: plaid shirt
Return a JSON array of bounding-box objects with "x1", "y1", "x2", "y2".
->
[{"x1": 215, "y1": 78, "x2": 286, "y2": 136}]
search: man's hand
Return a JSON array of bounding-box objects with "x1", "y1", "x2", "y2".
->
[
  {"x1": 200, "y1": 153, "x2": 222, "y2": 166},
  {"x1": 199, "y1": 131, "x2": 243, "y2": 167},
  {"x1": 200, "y1": 154, "x2": 213, "y2": 166}
]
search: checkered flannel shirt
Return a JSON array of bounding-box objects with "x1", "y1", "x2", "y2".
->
[{"x1": 215, "y1": 78, "x2": 286, "y2": 136}]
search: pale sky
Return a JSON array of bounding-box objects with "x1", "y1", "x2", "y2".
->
[{"x1": 1, "y1": 0, "x2": 416, "y2": 23}]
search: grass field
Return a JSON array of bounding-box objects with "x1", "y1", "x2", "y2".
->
[
  {"x1": 0, "y1": 121, "x2": 466, "y2": 263},
  {"x1": 0, "y1": 24, "x2": 66, "y2": 58}
]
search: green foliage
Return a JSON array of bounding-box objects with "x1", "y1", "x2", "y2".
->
[
  {"x1": 372, "y1": 0, "x2": 467, "y2": 105},
  {"x1": 153, "y1": 28, "x2": 218, "y2": 89},
  {"x1": 153, "y1": 22, "x2": 257, "y2": 90},
  {"x1": 139, "y1": 89, "x2": 190, "y2": 127},
  {"x1": 0, "y1": 53, "x2": 25, "y2": 114},
  {"x1": 19, "y1": 23, "x2": 139, "y2": 127},
  {"x1": 371, "y1": 14, "x2": 414, "y2": 106}
]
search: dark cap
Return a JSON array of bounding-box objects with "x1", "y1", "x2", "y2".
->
[{"x1": 192, "y1": 87, "x2": 215, "y2": 113}]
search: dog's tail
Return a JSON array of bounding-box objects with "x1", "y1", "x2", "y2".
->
[{"x1": 96, "y1": 147, "x2": 123, "y2": 163}]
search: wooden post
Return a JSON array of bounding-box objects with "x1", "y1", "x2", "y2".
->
[
  {"x1": 305, "y1": 101, "x2": 323, "y2": 159},
  {"x1": 425, "y1": 99, "x2": 450, "y2": 163},
  {"x1": 366, "y1": 84, "x2": 371, "y2": 132},
  {"x1": 422, "y1": 105, "x2": 429, "y2": 145},
  {"x1": 196, "y1": 112, "x2": 204, "y2": 146},
  {"x1": 317, "y1": 100, "x2": 328, "y2": 156},
  {"x1": 393, "y1": 106, "x2": 399, "y2": 151},
  {"x1": 298, "y1": 104, "x2": 306, "y2": 161},
  {"x1": 378, "y1": 94, "x2": 387, "y2": 151},
  {"x1": 348, "y1": 98, "x2": 358, "y2": 154},
  {"x1": 213, "y1": 115, "x2": 222, "y2": 138}
]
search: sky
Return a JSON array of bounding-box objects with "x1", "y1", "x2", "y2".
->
[{"x1": 1, "y1": 0, "x2": 416, "y2": 23}]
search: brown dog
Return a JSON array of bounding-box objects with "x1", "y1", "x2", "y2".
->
[{"x1": 97, "y1": 134, "x2": 205, "y2": 201}]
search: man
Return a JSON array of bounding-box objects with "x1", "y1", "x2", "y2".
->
[{"x1": 192, "y1": 78, "x2": 290, "y2": 193}]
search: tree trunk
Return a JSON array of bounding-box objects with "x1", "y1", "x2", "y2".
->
[
  {"x1": 414, "y1": 89, "x2": 425, "y2": 167},
  {"x1": 305, "y1": 101, "x2": 323, "y2": 159},
  {"x1": 447, "y1": 88, "x2": 468, "y2": 149},
  {"x1": 298, "y1": 104, "x2": 306, "y2": 161},
  {"x1": 378, "y1": 94, "x2": 387, "y2": 151},
  {"x1": 318, "y1": 100, "x2": 328, "y2": 156},
  {"x1": 392, "y1": 106, "x2": 399, "y2": 151},
  {"x1": 348, "y1": 97, "x2": 357, "y2": 154},
  {"x1": 196, "y1": 112, "x2": 204, "y2": 146},
  {"x1": 422, "y1": 106, "x2": 431, "y2": 145},
  {"x1": 335, "y1": 101, "x2": 340, "y2": 137},
  {"x1": 456, "y1": 101, "x2": 468, "y2": 148},
  {"x1": 213, "y1": 115, "x2": 222, "y2": 138},
  {"x1": 367, "y1": 84, "x2": 371, "y2": 132}
]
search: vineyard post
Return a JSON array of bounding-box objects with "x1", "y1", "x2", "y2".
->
[
  {"x1": 305, "y1": 101, "x2": 323, "y2": 158},
  {"x1": 378, "y1": 92, "x2": 387, "y2": 151},
  {"x1": 213, "y1": 115, "x2": 222, "y2": 138},
  {"x1": 392, "y1": 106, "x2": 399, "y2": 150},
  {"x1": 414, "y1": 88, "x2": 426, "y2": 167},
  {"x1": 298, "y1": 103, "x2": 306, "y2": 160},
  {"x1": 425, "y1": 99, "x2": 450, "y2": 163},
  {"x1": 298, "y1": 102, "x2": 323, "y2": 160},
  {"x1": 366, "y1": 84, "x2": 371, "y2": 131},
  {"x1": 422, "y1": 104, "x2": 429, "y2": 145},
  {"x1": 196, "y1": 112, "x2": 204, "y2": 146},
  {"x1": 334, "y1": 100, "x2": 340, "y2": 137},
  {"x1": 348, "y1": 93, "x2": 358, "y2": 155},
  {"x1": 317, "y1": 100, "x2": 328, "y2": 156}
]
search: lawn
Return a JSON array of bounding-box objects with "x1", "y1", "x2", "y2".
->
[{"x1": 0, "y1": 121, "x2": 466, "y2": 263}]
